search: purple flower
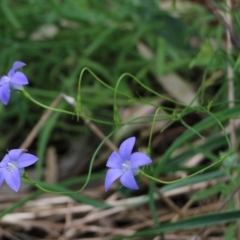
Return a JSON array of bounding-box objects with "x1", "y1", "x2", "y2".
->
[
  {"x1": 105, "y1": 137, "x2": 152, "y2": 191},
  {"x1": 0, "y1": 149, "x2": 38, "y2": 192},
  {"x1": 0, "y1": 61, "x2": 28, "y2": 105}
]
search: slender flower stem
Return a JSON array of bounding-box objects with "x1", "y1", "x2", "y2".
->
[
  {"x1": 140, "y1": 155, "x2": 227, "y2": 184},
  {"x1": 23, "y1": 172, "x2": 76, "y2": 194},
  {"x1": 23, "y1": 173, "x2": 51, "y2": 192},
  {"x1": 21, "y1": 89, "x2": 76, "y2": 116},
  {"x1": 21, "y1": 89, "x2": 113, "y2": 125}
]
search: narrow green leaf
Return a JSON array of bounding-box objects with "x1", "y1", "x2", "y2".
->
[{"x1": 119, "y1": 209, "x2": 240, "y2": 238}]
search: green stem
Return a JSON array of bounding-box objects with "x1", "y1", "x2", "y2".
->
[
  {"x1": 147, "y1": 108, "x2": 161, "y2": 156},
  {"x1": 22, "y1": 89, "x2": 75, "y2": 116},
  {"x1": 21, "y1": 89, "x2": 113, "y2": 125},
  {"x1": 23, "y1": 173, "x2": 54, "y2": 192},
  {"x1": 140, "y1": 153, "x2": 228, "y2": 184}
]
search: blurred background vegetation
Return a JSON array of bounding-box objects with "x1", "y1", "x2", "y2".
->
[
  {"x1": 0, "y1": 0, "x2": 231, "y2": 154},
  {"x1": 0, "y1": 0, "x2": 215, "y2": 154},
  {"x1": 1, "y1": 0, "x2": 240, "y2": 239}
]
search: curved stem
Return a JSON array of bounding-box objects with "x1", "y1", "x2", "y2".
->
[
  {"x1": 22, "y1": 89, "x2": 75, "y2": 116},
  {"x1": 21, "y1": 89, "x2": 113, "y2": 125},
  {"x1": 140, "y1": 154, "x2": 228, "y2": 184}
]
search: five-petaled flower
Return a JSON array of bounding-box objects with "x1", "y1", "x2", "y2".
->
[
  {"x1": 105, "y1": 137, "x2": 152, "y2": 191},
  {"x1": 0, "y1": 61, "x2": 28, "y2": 105},
  {"x1": 0, "y1": 149, "x2": 38, "y2": 192}
]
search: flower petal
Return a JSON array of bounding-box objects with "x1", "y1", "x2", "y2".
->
[
  {"x1": 9, "y1": 84, "x2": 23, "y2": 90},
  {"x1": 106, "y1": 152, "x2": 124, "y2": 169},
  {"x1": 10, "y1": 72, "x2": 28, "y2": 85},
  {"x1": 0, "y1": 154, "x2": 10, "y2": 167},
  {"x1": 0, "y1": 168, "x2": 5, "y2": 187},
  {"x1": 18, "y1": 153, "x2": 38, "y2": 168},
  {"x1": 119, "y1": 137, "x2": 136, "y2": 160},
  {"x1": 0, "y1": 83, "x2": 10, "y2": 105},
  {"x1": 104, "y1": 168, "x2": 123, "y2": 191},
  {"x1": 8, "y1": 61, "x2": 26, "y2": 76},
  {"x1": 130, "y1": 152, "x2": 152, "y2": 168},
  {"x1": 120, "y1": 170, "x2": 139, "y2": 189},
  {"x1": 0, "y1": 76, "x2": 6, "y2": 86},
  {"x1": 4, "y1": 168, "x2": 21, "y2": 192},
  {"x1": 8, "y1": 149, "x2": 26, "y2": 161}
]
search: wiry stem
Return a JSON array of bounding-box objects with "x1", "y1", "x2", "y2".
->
[
  {"x1": 225, "y1": 0, "x2": 240, "y2": 238},
  {"x1": 225, "y1": 0, "x2": 237, "y2": 150}
]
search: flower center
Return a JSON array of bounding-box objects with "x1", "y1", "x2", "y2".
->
[
  {"x1": 121, "y1": 161, "x2": 139, "y2": 175},
  {"x1": 122, "y1": 161, "x2": 131, "y2": 172},
  {"x1": 7, "y1": 161, "x2": 18, "y2": 171},
  {"x1": 3, "y1": 76, "x2": 10, "y2": 83}
]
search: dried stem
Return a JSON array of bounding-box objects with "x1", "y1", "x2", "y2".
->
[
  {"x1": 225, "y1": 0, "x2": 237, "y2": 150},
  {"x1": 225, "y1": 0, "x2": 240, "y2": 238},
  {"x1": 20, "y1": 94, "x2": 63, "y2": 149}
]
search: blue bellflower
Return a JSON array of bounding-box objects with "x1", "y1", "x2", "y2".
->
[
  {"x1": 105, "y1": 137, "x2": 152, "y2": 191},
  {"x1": 0, "y1": 149, "x2": 38, "y2": 192},
  {"x1": 0, "y1": 61, "x2": 28, "y2": 105}
]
